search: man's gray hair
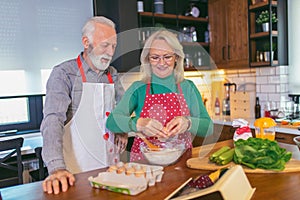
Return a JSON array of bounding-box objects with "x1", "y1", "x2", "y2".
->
[{"x1": 82, "y1": 16, "x2": 116, "y2": 43}]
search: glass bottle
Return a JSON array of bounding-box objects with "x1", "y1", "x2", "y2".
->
[
  {"x1": 215, "y1": 96, "x2": 220, "y2": 116},
  {"x1": 255, "y1": 97, "x2": 261, "y2": 119}
]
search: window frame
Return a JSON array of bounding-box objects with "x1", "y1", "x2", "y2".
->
[{"x1": 0, "y1": 94, "x2": 44, "y2": 135}]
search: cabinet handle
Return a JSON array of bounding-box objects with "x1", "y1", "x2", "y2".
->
[
  {"x1": 222, "y1": 46, "x2": 225, "y2": 60},
  {"x1": 228, "y1": 45, "x2": 230, "y2": 60},
  {"x1": 275, "y1": 136, "x2": 286, "y2": 140}
]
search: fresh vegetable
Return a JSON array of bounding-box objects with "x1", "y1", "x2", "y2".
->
[
  {"x1": 209, "y1": 146, "x2": 231, "y2": 162},
  {"x1": 233, "y1": 137, "x2": 292, "y2": 171},
  {"x1": 208, "y1": 138, "x2": 292, "y2": 171},
  {"x1": 217, "y1": 148, "x2": 235, "y2": 165},
  {"x1": 209, "y1": 146, "x2": 234, "y2": 165}
]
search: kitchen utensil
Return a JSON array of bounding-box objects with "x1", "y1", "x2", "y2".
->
[
  {"x1": 288, "y1": 94, "x2": 300, "y2": 119},
  {"x1": 293, "y1": 136, "x2": 300, "y2": 148},
  {"x1": 187, "y1": 140, "x2": 300, "y2": 173},
  {"x1": 165, "y1": 165, "x2": 255, "y2": 200},
  {"x1": 222, "y1": 82, "x2": 236, "y2": 115},
  {"x1": 140, "y1": 139, "x2": 185, "y2": 166},
  {"x1": 187, "y1": 157, "x2": 300, "y2": 173},
  {"x1": 229, "y1": 91, "x2": 256, "y2": 120}
]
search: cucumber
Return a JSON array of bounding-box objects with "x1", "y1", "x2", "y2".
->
[
  {"x1": 218, "y1": 148, "x2": 235, "y2": 165},
  {"x1": 218, "y1": 148, "x2": 235, "y2": 161},
  {"x1": 209, "y1": 146, "x2": 231, "y2": 161}
]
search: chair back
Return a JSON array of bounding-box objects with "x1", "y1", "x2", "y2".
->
[
  {"x1": 35, "y1": 147, "x2": 48, "y2": 180},
  {"x1": 29, "y1": 147, "x2": 48, "y2": 181},
  {"x1": 0, "y1": 137, "x2": 24, "y2": 188}
]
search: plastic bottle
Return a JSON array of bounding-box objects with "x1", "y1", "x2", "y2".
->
[
  {"x1": 215, "y1": 96, "x2": 220, "y2": 116},
  {"x1": 255, "y1": 97, "x2": 261, "y2": 119}
]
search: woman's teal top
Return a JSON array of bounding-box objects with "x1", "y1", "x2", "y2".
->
[{"x1": 106, "y1": 74, "x2": 213, "y2": 137}]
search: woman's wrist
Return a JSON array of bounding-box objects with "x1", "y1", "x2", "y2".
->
[{"x1": 184, "y1": 116, "x2": 192, "y2": 131}]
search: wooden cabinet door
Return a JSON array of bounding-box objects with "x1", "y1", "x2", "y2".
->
[
  {"x1": 226, "y1": 0, "x2": 249, "y2": 68},
  {"x1": 209, "y1": 0, "x2": 249, "y2": 69},
  {"x1": 208, "y1": 0, "x2": 227, "y2": 68}
]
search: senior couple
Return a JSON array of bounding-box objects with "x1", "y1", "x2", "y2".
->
[{"x1": 41, "y1": 16, "x2": 213, "y2": 194}]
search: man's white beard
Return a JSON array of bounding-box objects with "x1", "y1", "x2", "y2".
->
[{"x1": 88, "y1": 47, "x2": 112, "y2": 71}]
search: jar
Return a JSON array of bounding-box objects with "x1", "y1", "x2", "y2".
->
[
  {"x1": 137, "y1": 1, "x2": 144, "y2": 12},
  {"x1": 154, "y1": 0, "x2": 164, "y2": 14},
  {"x1": 254, "y1": 117, "x2": 276, "y2": 141}
]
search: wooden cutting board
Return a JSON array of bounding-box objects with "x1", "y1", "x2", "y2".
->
[
  {"x1": 188, "y1": 139, "x2": 300, "y2": 173},
  {"x1": 186, "y1": 157, "x2": 300, "y2": 173}
]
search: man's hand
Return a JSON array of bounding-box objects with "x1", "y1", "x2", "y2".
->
[
  {"x1": 43, "y1": 169, "x2": 75, "y2": 195},
  {"x1": 114, "y1": 133, "x2": 128, "y2": 153}
]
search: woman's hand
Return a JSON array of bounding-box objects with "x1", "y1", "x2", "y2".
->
[
  {"x1": 114, "y1": 133, "x2": 128, "y2": 153},
  {"x1": 43, "y1": 169, "x2": 75, "y2": 195},
  {"x1": 136, "y1": 118, "x2": 167, "y2": 138},
  {"x1": 165, "y1": 116, "x2": 191, "y2": 137}
]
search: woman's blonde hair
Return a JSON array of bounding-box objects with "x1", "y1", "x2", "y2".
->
[{"x1": 140, "y1": 29, "x2": 185, "y2": 83}]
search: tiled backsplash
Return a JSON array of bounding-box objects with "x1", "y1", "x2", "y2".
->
[
  {"x1": 210, "y1": 66, "x2": 289, "y2": 116},
  {"x1": 120, "y1": 65, "x2": 289, "y2": 118}
]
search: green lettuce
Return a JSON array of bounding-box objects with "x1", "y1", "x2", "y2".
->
[{"x1": 233, "y1": 137, "x2": 292, "y2": 171}]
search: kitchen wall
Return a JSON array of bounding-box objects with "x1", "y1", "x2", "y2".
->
[
  {"x1": 288, "y1": 0, "x2": 300, "y2": 94},
  {"x1": 120, "y1": 65, "x2": 289, "y2": 118},
  {"x1": 224, "y1": 65, "x2": 289, "y2": 116}
]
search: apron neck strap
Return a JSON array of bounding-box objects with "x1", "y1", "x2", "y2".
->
[
  {"x1": 107, "y1": 71, "x2": 113, "y2": 83},
  {"x1": 76, "y1": 55, "x2": 114, "y2": 84},
  {"x1": 146, "y1": 82, "x2": 151, "y2": 94},
  {"x1": 146, "y1": 81, "x2": 182, "y2": 94},
  {"x1": 177, "y1": 83, "x2": 183, "y2": 94},
  {"x1": 77, "y1": 55, "x2": 86, "y2": 82}
]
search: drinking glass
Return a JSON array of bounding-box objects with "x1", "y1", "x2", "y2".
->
[{"x1": 285, "y1": 101, "x2": 294, "y2": 119}]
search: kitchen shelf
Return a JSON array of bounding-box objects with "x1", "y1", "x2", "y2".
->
[
  {"x1": 248, "y1": 0, "x2": 287, "y2": 67},
  {"x1": 250, "y1": 60, "x2": 278, "y2": 67},
  {"x1": 249, "y1": 0, "x2": 277, "y2": 10},
  {"x1": 137, "y1": 0, "x2": 210, "y2": 71},
  {"x1": 250, "y1": 30, "x2": 278, "y2": 39},
  {"x1": 181, "y1": 41, "x2": 209, "y2": 48},
  {"x1": 138, "y1": 12, "x2": 209, "y2": 23}
]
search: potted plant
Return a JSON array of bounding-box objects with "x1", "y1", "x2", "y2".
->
[{"x1": 256, "y1": 10, "x2": 278, "y2": 32}]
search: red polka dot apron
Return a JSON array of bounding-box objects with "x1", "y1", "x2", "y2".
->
[{"x1": 130, "y1": 82, "x2": 193, "y2": 162}]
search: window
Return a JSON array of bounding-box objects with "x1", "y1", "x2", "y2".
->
[
  {"x1": 0, "y1": 95, "x2": 44, "y2": 135},
  {"x1": 0, "y1": 1, "x2": 93, "y2": 135},
  {"x1": 0, "y1": 0, "x2": 93, "y2": 96}
]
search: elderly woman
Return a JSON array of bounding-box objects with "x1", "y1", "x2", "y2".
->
[{"x1": 106, "y1": 29, "x2": 213, "y2": 161}]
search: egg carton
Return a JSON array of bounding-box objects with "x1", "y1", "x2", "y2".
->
[{"x1": 88, "y1": 162, "x2": 164, "y2": 195}]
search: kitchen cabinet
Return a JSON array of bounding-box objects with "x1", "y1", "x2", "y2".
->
[
  {"x1": 137, "y1": 0, "x2": 211, "y2": 70},
  {"x1": 275, "y1": 132, "x2": 298, "y2": 145},
  {"x1": 208, "y1": 0, "x2": 249, "y2": 69},
  {"x1": 94, "y1": 0, "x2": 141, "y2": 72},
  {"x1": 193, "y1": 124, "x2": 237, "y2": 146},
  {"x1": 248, "y1": 0, "x2": 288, "y2": 67}
]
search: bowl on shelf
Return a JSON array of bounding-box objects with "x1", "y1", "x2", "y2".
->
[
  {"x1": 293, "y1": 136, "x2": 300, "y2": 149},
  {"x1": 140, "y1": 139, "x2": 186, "y2": 166}
]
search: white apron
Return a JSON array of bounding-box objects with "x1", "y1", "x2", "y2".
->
[{"x1": 62, "y1": 55, "x2": 119, "y2": 174}]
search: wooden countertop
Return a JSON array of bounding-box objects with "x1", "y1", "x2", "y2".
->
[{"x1": 1, "y1": 140, "x2": 300, "y2": 200}]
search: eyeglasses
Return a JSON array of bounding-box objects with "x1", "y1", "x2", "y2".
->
[{"x1": 148, "y1": 54, "x2": 175, "y2": 63}]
